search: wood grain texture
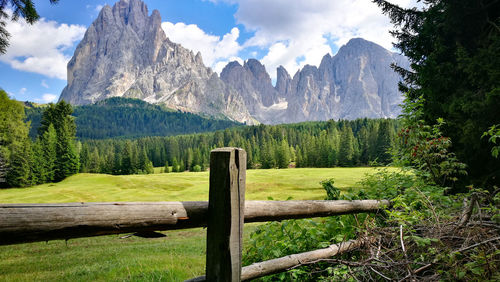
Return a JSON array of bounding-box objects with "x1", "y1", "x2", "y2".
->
[
  {"x1": 0, "y1": 200, "x2": 387, "y2": 245},
  {"x1": 244, "y1": 200, "x2": 390, "y2": 222},
  {"x1": 205, "y1": 147, "x2": 246, "y2": 282},
  {"x1": 240, "y1": 239, "x2": 366, "y2": 281}
]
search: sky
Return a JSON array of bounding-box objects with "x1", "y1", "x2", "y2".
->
[{"x1": 0, "y1": 0, "x2": 422, "y2": 103}]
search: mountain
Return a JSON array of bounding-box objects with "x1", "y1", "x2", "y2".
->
[
  {"x1": 26, "y1": 97, "x2": 241, "y2": 139},
  {"x1": 59, "y1": 0, "x2": 408, "y2": 125},
  {"x1": 59, "y1": 0, "x2": 255, "y2": 124},
  {"x1": 220, "y1": 59, "x2": 285, "y2": 123},
  {"x1": 221, "y1": 38, "x2": 409, "y2": 124}
]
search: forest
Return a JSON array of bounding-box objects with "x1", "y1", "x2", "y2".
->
[
  {"x1": 25, "y1": 97, "x2": 241, "y2": 140},
  {"x1": 79, "y1": 118, "x2": 397, "y2": 174}
]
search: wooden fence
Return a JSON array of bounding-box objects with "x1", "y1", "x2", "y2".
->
[{"x1": 0, "y1": 147, "x2": 389, "y2": 281}]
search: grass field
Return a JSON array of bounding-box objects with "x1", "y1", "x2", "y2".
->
[
  {"x1": 0, "y1": 167, "x2": 382, "y2": 203},
  {"x1": 0, "y1": 167, "x2": 389, "y2": 281}
]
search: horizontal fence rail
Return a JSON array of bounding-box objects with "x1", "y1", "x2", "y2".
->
[
  {"x1": 0, "y1": 200, "x2": 389, "y2": 245},
  {"x1": 187, "y1": 238, "x2": 369, "y2": 282}
]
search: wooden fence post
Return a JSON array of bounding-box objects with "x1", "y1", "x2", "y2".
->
[{"x1": 206, "y1": 147, "x2": 246, "y2": 281}]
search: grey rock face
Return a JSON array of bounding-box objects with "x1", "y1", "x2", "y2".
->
[
  {"x1": 59, "y1": 0, "x2": 254, "y2": 124},
  {"x1": 221, "y1": 38, "x2": 408, "y2": 124},
  {"x1": 60, "y1": 0, "x2": 405, "y2": 125},
  {"x1": 220, "y1": 59, "x2": 286, "y2": 123}
]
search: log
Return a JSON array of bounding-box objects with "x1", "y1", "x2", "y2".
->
[
  {"x1": 206, "y1": 147, "x2": 246, "y2": 281},
  {"x1": 241, "y1": 239, "x2": 366, "y2": 281},
  {"x1": 0, "y1": 200, "x2": 389, "y2": 245},
  {"x1": 0, "y1": 201, "x2": 207, "y2": 245},
  {"x1": 244, "y1": 200, "x2": 390, "y2": 222},
  {"x1": 186, "y1": 239, "x2": 367, "y2": 282}
]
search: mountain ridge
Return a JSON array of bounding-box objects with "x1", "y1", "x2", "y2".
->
[{"x1": 59, "y1": 0, "x2": 408, "y2": 125}]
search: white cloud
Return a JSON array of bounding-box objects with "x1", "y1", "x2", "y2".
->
[
  {"x1": 0, "y1": 12, "x2": 86, "y2": 80},
  {"x1": 161, "y1": 22, "x2": 242, "y2": 71},
  {"x1": 95, "y1": 5, "x2": 104, "y2": 13},
  {"x1": 36, "y1": 93, "x2": 58, "y2": 103},
  {"x1": 213, "y1": 0, "x2": 423, "y2": 79},
  {"x1": 41, "y1": 80, "x2": 49, "y2": 88},
  {"x1": 19, "y1": 87, "x2": 27, "y2": 95}
]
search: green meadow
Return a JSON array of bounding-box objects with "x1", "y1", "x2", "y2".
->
[{"x1": 0, "y1": 167, "x2": 389, "y2": 281}]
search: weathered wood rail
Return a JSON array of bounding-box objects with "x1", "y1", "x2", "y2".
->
[{"x1": 0, "y1": 147, "x2": 390, "y2": 281}]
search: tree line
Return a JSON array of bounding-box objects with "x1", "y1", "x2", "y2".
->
[
  {"x1": 0, "y1": 90, "x2": 79, "y2": 187},
  {"x1": 80, "y1": 118, "x2": 397, "y2": 174},
  {"x1": 26, "y1": 97, "x2": 241, "y2": 140}
]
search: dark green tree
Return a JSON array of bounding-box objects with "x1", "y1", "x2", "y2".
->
[
  {"x1": 6, "y1": 137, "x2": 32, "y2": 187},
  {"x1": 374, "y1": 0, "x2": 500, "y2": 186},
  {"x1": 276, "y1": 139, "x2": 290, "y2": 169},
  {"x1": 375, "y1": 119, "x2": 393, "y2": 165},
  {"x1": 0, "y1": 90, "x2": 31, "y2": 187},
  {"x1": 54, "y1": 118, "x2": 79, "y2": 181},
  {"x1": 171, "y1": 157, "x2": 179, "y2": 173},
  {"x1": 121, "y1": 141, "x2": 134, "y2": 175},
  {"x1": 338, "y1": 126, "x2": 355, "y2": 167}
]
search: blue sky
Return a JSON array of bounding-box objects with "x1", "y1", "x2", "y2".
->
[{"x1": 0, "y1": 0, "x2": 420, "y2": 103}]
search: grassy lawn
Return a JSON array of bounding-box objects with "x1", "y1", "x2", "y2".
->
[
  {"x1": 0, "y1": 167, "x2": 389, "y2": 281},
  {"x1": 0, "y1": 167, "x2": 383, "y2": 203}
]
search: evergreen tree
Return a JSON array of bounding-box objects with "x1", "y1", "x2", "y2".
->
[
  {"x1": 121, "y1": 141, "x2": 134, "y2": 175},
  {"x1": 0, "y1": 90, "x2": 31, "y2": 187},
  {"x1": 6, "y1": 137, "x2": 32, "y2": 187},
  {"x1": 276, "y1": 139, "x2": 290, "y2": 169},
  {"x1": 374, "y1": 0, "x2": 500, "y2": 186},
  {"x1": 171, "y1": 158, "x2": 179, "y2": 172},
  {"x1": 260, "y1": 140, "x2": 275, "y2": 169},
  {"x1": 87, "y1": 147, "x2": 100, "y2": 173},
  {"x1": 39, "y1": 101, "x2": 79, "y2": 181},
  {"x1": 144, "y1": 161, "x2": 154, "y2": 174},
  {"x1": 54, "y1": 119, "x2": 79, "y2": 181},
  {"x1": 112, "y1": 151, "x2": 122, "y2": 175},
  {"x1": 375, "y1": 119, "x2": 393, "y2": 165},
  {"x1": 338, "y1": 126, "x2": 355, "y2": 167},
  {"x1": 138, "y1": 147, "x2": 148, "y2": 173},
  {"x1": 358, "y1": 127, "x2": 370, "y2": 165}
]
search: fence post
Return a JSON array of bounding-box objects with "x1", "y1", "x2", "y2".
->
[{"x1": 206, "y1": 147, "x2": 246, "y2": 281}]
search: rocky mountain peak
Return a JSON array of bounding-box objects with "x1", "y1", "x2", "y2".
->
[
  {"x1": 59, "y1": 0, "x2": 254, "y2": 124},
  {"x1": 59, "y1": 0, "x2": 406, "y2": 125},
  {"x1": 275, "y1": 66, "x2": 292, "y2": 96}
]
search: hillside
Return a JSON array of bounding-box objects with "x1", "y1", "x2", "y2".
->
[{"x1": 25, "y1": 97, "x2": 241, "y2": 139}]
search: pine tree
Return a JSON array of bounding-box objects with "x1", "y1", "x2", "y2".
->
[
  {"x1": 0, "y1": 90, "x2": 31, "y2": 187},
  {"x1": 121, "y1": 141, "x2": 134, "y2": 175},
  {"x1": 6, "y1": 137, "x2": 33, "y2": 187},
  {"x1": 54, "y1": 119, "x2": 79, "y2": 181},
  {"x1": 31, "y1": 139, "x2": 46, "y2": 184},
  {"x1": 375, "y1": 119, "x2": 393, "y2": 165},
  {"x1": 138, "y1": 147, "x2": 149, "y2": 173},
  {"x1": 171, "y1": 157, "x2": 179, "y2": 172},
  {"x1": 39, "y1": 101, "x2": 79, "y2": 181},
  {"x1": 276, "y1": 139, "x2": 290, "y2": 169},
  {"x1": 338, "y1": 126, "x2": 355, "y2": 167},
  {"x1": 374, "y1": 0, "x2": 500, "y2": 186}
]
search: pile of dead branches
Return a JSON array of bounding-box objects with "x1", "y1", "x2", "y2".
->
[{"x1": 315, "y1": 191, "x2": 500, "y2": 281}]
